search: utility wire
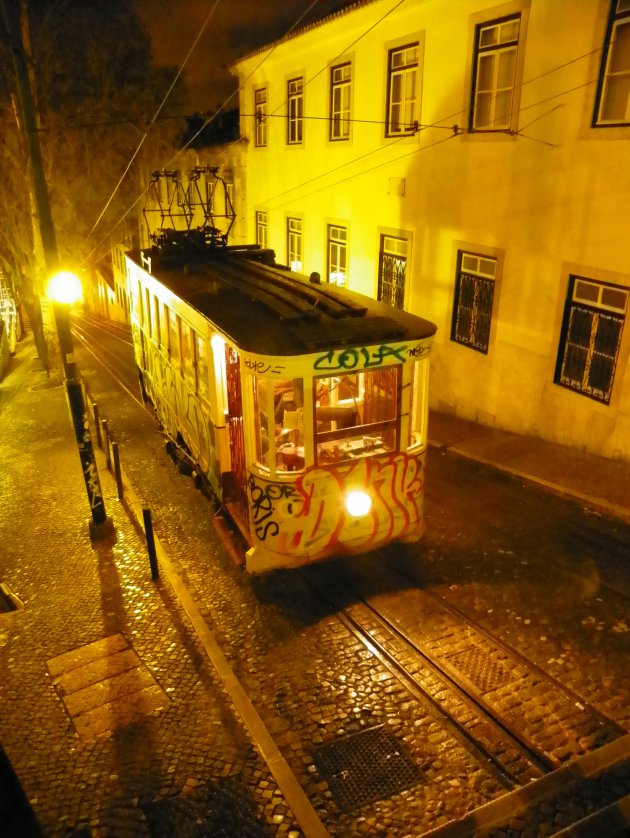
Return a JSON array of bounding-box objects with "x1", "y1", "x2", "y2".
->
[
  {"x1": 82, "y1": 0, "x2": 323, "y2": 268},
  {"x1": 87, "y1": 0, "x2": 221, "y2": 238},
  {"x1": 86, "y1": 17, "x2": 608, "y2": 267}
]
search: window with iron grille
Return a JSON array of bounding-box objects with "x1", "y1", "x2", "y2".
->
[
  {"x1": 555, "y1": 276, "x2": 627, "y2": 404},
  {"x1": 330, "y1": 63, "x2": 351, "y2": 140},
  {"x1": 378, "y1": 235, "x2": 408, "y2": 310},
  {"x1": 593, "y1": 0, "x2": 630, "y2": 126},
  {"x1": 451, "y1": 251, "x2": 496, "y2": 353},
  {"x1": 470, "y1": 16, "x2": 520, "y2": 131},
  {"x1": 287, "y1": 77, "x2": 304, "y2": 144},
  {"x1": 386, "y1": 44, "x2": 419, "y2": 136},
  {"x1": 287, "y1": 217, "x2": 303, "y2": 271},
  {"x1": 256, "y1": 210, "x2": 268, "y2": 249},
  {"x1": 254, "y1": 88, "x2": 267, "y2": 147},
  {"x1": 327, "y1": 225, "x2": 347, "y2": 286}
]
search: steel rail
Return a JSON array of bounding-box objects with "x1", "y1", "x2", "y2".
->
[{"x1": 300, "y1": 568, "x2": 553, "y2": 790}]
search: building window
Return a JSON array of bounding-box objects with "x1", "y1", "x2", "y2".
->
[
  {"x1": 256, "y1": 210, "x2": 268, "y2": 249},
  {"x1": 330, "y1": 63, "x2": 351, "y2": 140},
  {"x1": 451, "y1": 251, "x2": 496, "y2": 353},
  {"x1": 594, "y1": 1, "x2": 630, "y2": 126},
  {"x1": 287, "y1": 77, "x2": 303, "y2": 144},
  {"x1": 378, "y1": 235, "x2": 408, "y2": 310},
  {"x1": 470, "y1": 15, "x2": 521, "y2": 131},
  {"x1": 555, "y1": 276, "x2": 627, "y2": 404},
  {"x1": 287, "y1": 217, "x2": 303, "y2": 271},
  {"x1": 327, "y1": 225, "x2": 347, "y2": 286},
  {"x1": 386, "y1": 44, "x2": 419, "y2": 136},
  {"x1": 254, "y1": 87, "x2": 267, "y2": 147}
]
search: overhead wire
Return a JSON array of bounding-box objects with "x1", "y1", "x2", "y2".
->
[
  {"x1": 87, "y1": 0, "x2": 222, "y2": 239},
  {"x1": 87, "y1": 9, "x2": 608, "y2": 267},
  {"x1": 82, "y1": 0, "x2": 323, "y2": 268}
]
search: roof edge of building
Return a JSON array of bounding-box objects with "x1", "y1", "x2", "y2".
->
[{"x1": 229, "y1": 0, "x2": 377, "y2": 70}]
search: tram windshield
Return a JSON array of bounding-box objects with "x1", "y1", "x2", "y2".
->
[{"x1": 315, "y1": 366, "x2": 399, "y2": 464}]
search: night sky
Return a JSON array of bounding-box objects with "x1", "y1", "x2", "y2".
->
[{"x1": 140, "y1": 0, "x2": 359, "y2": 113}]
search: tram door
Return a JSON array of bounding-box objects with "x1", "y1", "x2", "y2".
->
[{"x1": 224, "y1": 345, "x2": 248, "y2": 527}]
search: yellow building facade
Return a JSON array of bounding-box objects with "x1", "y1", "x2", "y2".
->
[{"x1": 231, "y1": 0, "x2": 630, "y2": 462}]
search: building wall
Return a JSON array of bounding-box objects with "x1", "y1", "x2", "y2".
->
[{"x1": 232, "y1": 0, "x2": 630, "y2": 462}]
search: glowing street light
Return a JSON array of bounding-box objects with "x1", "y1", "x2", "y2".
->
[
  {"x1": 47, "y1": 271, "x2": 83, "y2": 305},
  {"x1": 48, "y1": 271, "x2": 113, "y2": 539}
]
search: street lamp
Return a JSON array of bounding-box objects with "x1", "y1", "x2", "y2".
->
[{"x1": 48, "y1": 271, "x2": 114, "y2": 539}]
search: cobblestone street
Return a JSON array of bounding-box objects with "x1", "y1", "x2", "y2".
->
[{"x1": 1, "y1": 335, "x2": 629, "y2": 836}]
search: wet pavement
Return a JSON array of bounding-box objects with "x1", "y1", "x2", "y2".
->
[{"x1": 1, "y1": 332, "x2": 629, "y2": 836}]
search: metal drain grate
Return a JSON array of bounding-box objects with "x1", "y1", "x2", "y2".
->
[
  {"x1": 313, "y1": 725, "x2": 422, "y2": 812},
  {"x1": 446, "y1": 645, "x2": 515, "y2": 693}
]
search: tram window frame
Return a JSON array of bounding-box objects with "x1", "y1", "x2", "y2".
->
[
  {"x1": 253, "y1": 376, "x2": 305, "y2": 473},
  {"x1": 144, "y1": 288, "x2": 152, "y2": 336},
  {"x1": 152, "y1": 295, "x2": 161, "y2": 345},
  {"x1": 314, "y1": 366, "x2": 401, "y2": 464},
  {"x1": 160, "y1": 302, "x2": 169, "y2": 352},
  {"x1": 168, "y1": 308, "x2": 181, "y2": 366},
  {"x1": 180, "y1": 321, "x2": 196, "y2": 388},
  {"x1": 408, "y1": 357, "x2": 429, "y2": 448},
  {"x1": 196, "y1": 334, "x2": 210, "y2": 401}
]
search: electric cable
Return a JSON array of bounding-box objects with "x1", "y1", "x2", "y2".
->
[
  {"x1": 85, "y1": 10, "x2": 611, "y2": 268},
  {"x1": 87, "y1": 0, "x2": 222, "y2": 238},
  {"x1": 82, "y1": 0, "x2": 323, "y2": 268}
]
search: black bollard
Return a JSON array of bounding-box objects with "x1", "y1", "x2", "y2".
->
[
  {"x1": 142, "y1": 508, "x2": 159, "y2": 580},
  {"x1": 112, "y1": 442, "x2": 123, "y2": 499},
  {"x1": 102, "y1": 419, "x2": 112, "y2": 470}
]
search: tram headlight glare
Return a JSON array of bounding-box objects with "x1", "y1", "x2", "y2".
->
[{"x1": 345, "y1": 490, "x2": 372, "y2": 517}]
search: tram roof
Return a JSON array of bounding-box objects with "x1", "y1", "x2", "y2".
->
[{"x1": 127, "y1": 244, "x2": 437, "y2": 356}]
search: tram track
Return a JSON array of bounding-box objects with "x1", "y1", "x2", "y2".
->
[
  {"x1": 73, "y1": 313, "x2": 629, "y2": 816},
  {"x1": 71, "y1": 315, "x2": 145, "y2": 409},
  {"x1": 299, "y1": 555, "x2": 627, "y2": 797}
]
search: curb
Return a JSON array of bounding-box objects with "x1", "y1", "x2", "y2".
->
[{"x1": 428, "y1": 439, "x2": 630, "y2": 526}]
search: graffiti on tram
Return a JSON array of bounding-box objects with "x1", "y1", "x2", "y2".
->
[{"x1": 247, "y1": 451, "x2": 424, "y2": 555}]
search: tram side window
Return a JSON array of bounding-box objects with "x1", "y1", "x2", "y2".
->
[
  {"x1": 152, "y1": 295, "x2": 161, "y2": 345},
  {"x1": 408, "y1": 358, "x2": 428, "y2": 447},
  {"x1": 181, "y1": 322, "x2": 196, "y2": 389},
  {"x1": 253, "y1": 376, "x2": 305, "y2": 471},
  {"x1": 168, "y1": 309, "x2": 181, "y2": 366},
  {"x1": 196, "y1": 335, "x2": 210, "y2": 400},
  {"x1": 160, "y1": 303, "x2": 169, "y2": 352},
  {"x1": 145, "y1": 289, "x2": 152, "y2": 335},
  {"x1": 315, "y1": 366, "x2": 399, "y2": 464}
]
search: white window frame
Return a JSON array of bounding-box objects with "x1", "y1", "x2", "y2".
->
[
  {"x1": 287, "y1": 77, "x2": 303, "y2": 145},
  {"x1": 287, "y1": 217, "x2": 303, "y2": 271},
  {"x1": 330, "y1": 63, "x2": 351, "y2": 140},
  {"x1": 386, "y1": 43, "x2": 419, "y2": 136},
  {"x1": 256, "y1": 210, "x2": 268, "y2": 249},
  {"x1": 471, "y1": 15, "x2": 521, "y2": 131},
  {"x1": 254, "y1": 87, "x2": 267, "y2": 148},
  {"x1": 327, "y1": 225, "x2": 347, "y2": 286},
  {"x1": 555, "y1": 275, "x2": 628, "y2": 404},
  {"x1": 594, "y1": 0, "x2": 630, "y2": 126}
]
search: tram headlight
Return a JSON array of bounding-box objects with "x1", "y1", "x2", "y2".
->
[{"x1": 345, "y1": 490, "x2": 372, "y2": 518}]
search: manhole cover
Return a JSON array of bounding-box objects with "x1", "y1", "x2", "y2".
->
[
  {"x1": 446, "y1": 645, "x2": 515, "y2": 693},
  {"x1": 313, "y1": 725, "x2": 422, "y2": 812}
]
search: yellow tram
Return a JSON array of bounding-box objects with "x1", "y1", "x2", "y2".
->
[{"x1": 126, "y1": 236, "x2": 436, "y2": 572}]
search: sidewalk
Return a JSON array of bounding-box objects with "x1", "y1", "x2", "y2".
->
[
  {"x1": 428, "y1": 409, "x2": 630, "y2": 526},
  {"x1": 0, "y1": 341, "x2": 303, "y2": 836},
  {"x1": 1, "y1": 337, "x2": 629, "y2": 836}
]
